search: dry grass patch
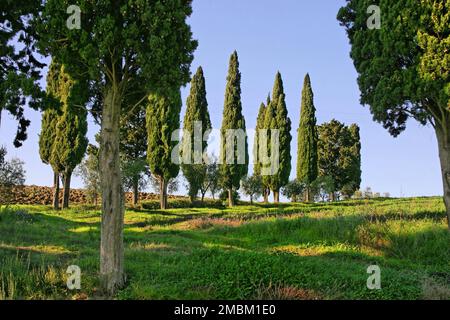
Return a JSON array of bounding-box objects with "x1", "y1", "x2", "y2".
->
[
  {"x1": 421, "y1": 277, "x2": 450, "y2": 300},
  {"x1": 254, "y1": 282, "x2": 322, "y2": 300},
  {"x1": 129, "y1": 242, "x2": 173, "y2": 251},
  {"x1": 184, "y1": 218, "x2": 244, "y2": 230}
]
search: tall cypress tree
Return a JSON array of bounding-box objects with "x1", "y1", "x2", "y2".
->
[
  {"x1": 38, "y1": 61, "x2": 61, "y2": 210},
  {"x1": 120, "y1": 106, "x2": 148, "y2": 206},
  {"x1": 147, "y1": 89, "x2": 182, "y2": 209},
  {"x1": 253, "y1": 102, "x2": 266, "y2": 177},
  {"x1": 262, "y1": 72, "x2": 292, "y2": 203},
  {"x1": 50, "y1": 65, "x2": 89, "y2": 209},
  {"x1": 219, "y1": 51, "x2": 248, "y2": 207},
  {"x1": 182, "y1": 66, "x2": 212, "y2": 202},
  {"x1": 297, "y1": 74, "x2": 318, "y2": 202}
]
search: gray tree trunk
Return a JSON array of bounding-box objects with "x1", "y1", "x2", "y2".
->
[
  {"x1": 52, "y1": 172, "x2": 60, "y2": 210},
  {"x1": 435, "y1": 118, "x2": 450, "y2": 231},
  {"x1": 263, "y1": 189, "x2": 269, "y2": 203},
  {"x1": 273, "y1": 190, "x2": 280, "y2": 203},
  {"x1": 132, "y1": 180, "x2": 139, "y2": 206},
  {"x1": 201, "y1": 191, "x2": 206, "y2": 203},
  {"x1": 62, "y1": 170, "x2": 71, "y2": 209},
  {"x1": 228, "y1": 187, "x2": 234, "y2": 207},
  {"x1": 329, "y1": 192, "x2": 335, "y2": 202},
  {"x1": 99, "y1": 86, "x2": 125, "y2": 295},
  {"x1": 160, "y1": 177, "x2": 168, "y2": 209}
]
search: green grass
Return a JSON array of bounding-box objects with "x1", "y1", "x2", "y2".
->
[{"x1": 0, "y1": 197, "x2": 449, "y2": 300}]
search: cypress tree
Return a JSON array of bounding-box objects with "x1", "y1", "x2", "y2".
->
[
  {"x1": 147, "y1": 89, "x2": 182, "y2": 209},
  {"x1": 263, "y1": 72, "x2": 292, "y2": 203},
  {"x1": 50, "y1": 64, "x2": 89, "y2": 209},
  {"x1": 219, "y1": 51, "x2": 248, "y2": 207},
  {"x1": 297, "y1": 74, "x2": 318, "y2": 202},
  {"x1": 38, "y1": 0, "x2": 197, "y2": 293},
  {"x1": 38, "y1": 61, "x2": 61, "y2": 210},
  {"x1": 120, "y1": 107, "x2": 148, "y2": 206},
  {"x1": 181, "y1": 66, "x2": 212, "y2": 202},
  {"x1": 253, "y1": 102, "x2": 266, "y2": 177}
]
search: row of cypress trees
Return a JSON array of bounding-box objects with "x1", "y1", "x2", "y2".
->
[
  {"x1": 253, "y1": 73, "x2": 318, "y2": 203},
  {"x1": 182, "y1": 51, "x2": 320, "y2": 206},
  {"x1": 38, "y1": 52, "x2": 323, "y2": 209}
]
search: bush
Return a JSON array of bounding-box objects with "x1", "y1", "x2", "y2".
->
[
  {"x1": 141, "y1": 198, "x2": 224, "y2": 210},
  {"x1": 0, "y1": 147, "x2": 26, "y2": 205},
  {"x1": 219, "y1": 189, "x2": 240, "y2": 205}
]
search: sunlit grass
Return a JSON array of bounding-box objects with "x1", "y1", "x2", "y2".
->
[{"x1": 0, "y1": 197, "x2": 449, "y2": 300}]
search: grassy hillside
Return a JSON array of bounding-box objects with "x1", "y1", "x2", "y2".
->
[{"x1": 0, "y1": 197, "x2": 449, "y2": 300}]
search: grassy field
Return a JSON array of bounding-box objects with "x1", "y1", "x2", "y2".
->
[{"x1": 0, "y1": 197, "x2": 449, "y2": 300}]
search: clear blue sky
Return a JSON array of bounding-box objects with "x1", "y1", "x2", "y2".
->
[{"x1": 0, "y1": 0, "x2": 442, "y2": 198}]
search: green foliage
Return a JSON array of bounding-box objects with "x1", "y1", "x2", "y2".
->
[
  {"x1": 338, "y1": 0, "x2": 450, "y2": 229},
  {"x1": 219, "y1": 51, "x2": 248, "y2": 191},
  {"x1": 241, "y1": 175, "x2": 263, "y2": 203},
  {"x1": 282, "y1": 180, "x2": 305, "y2": 201},
  {"x1": 38, "y1": 62, "x2": 61, "y2": 167},
  {"x1": 121, "y1": 159, "x2": 149, "y2": 192},
  {"x1": 120, "y1": 107, "x2": 149, "y2": 198},
  {"x1": 297, "y1": 74, "x2": 318, "y2": 184},
  {"x1": 262, "y1": 72, "x2": 292, "y2": 193},
  {"x1": 337, "y1": 0, "x2": 449, "y2": 136},
  {"x1": 219, "y1": 189, "x2": 240, "y2": 204},
  {"x1": 0, "y1": 1, "x2": 46, "y2": 147},
  {"x1": 0, "y1": 147, "x2": 26, "y2": 205},
  {"x1": 182, "y1": 67, "x2": 212, "y2": 200},
  {"x1": 0, "y1": 147, "x2": 26, "y2": 188},
  {"x1": 200, "y1": 157, "x2": 220, "y2": 200},
  {"x1": 146, "y1": 90, "x2": 182, "y2": 182},
  {"x1": 39, "y1": 61, "x2": 88, "y2": 177},
  {"x1": 149, "y1": 176, "x2": 179, "y2": 195},
  {"x1": 253, "y1": 102, "x2": 267, "y2": 176},
  {"x1": 75, "y1": 144, "x2": 101, "y2": 205},
  {"x1": 317, "y1": 120, "x2": 361, "y2": 197},
  {"x1": 37, "y1": 0, "x2": 197, "y2": 107},
  {"x1": 417, "y1": 1, "x2": 450, "y2": 99},
  {"x1": 50, "y1": 65, "x2": 88, "y2": 176},
  {"x1": 311, "y1": 176, "x2": 336, "y2": 202}
]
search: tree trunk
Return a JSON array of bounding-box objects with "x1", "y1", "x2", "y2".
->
[
  {"x1": 292, "y1": 195, "x2": 297, "y2": 203},
  {"x1": 305, "y1": 188, "x2": 311, "y2": 202},
  {"x1": 273, "y1": 190, "x2": 280, "y2": 203},
  {"x1": 201, "y1": 192, "x2": 206, "y2": 203},
  {"x1": 250, "y1": 195, "x2": 253, "y2": 204},
  {"x1": 263, "y1": 188, "x2": 269, "y2": 203},
  {"x1": 435, "y1": 119, "x2": 450, "y2": 230},
  {"x1": 52, "y1": 172, "x2": 60, "y2": 210},
  {"x1": 329, "y1": 192, "x2": 335, "y2": 202},
  {"x1": 62, "y1": 170, "x2": 72, "y2": 209},
  {"x1": 160, "y1": 177, "x2": 168, "y2": 210},
  {"x1": 99, "y1": 86, "x2": 125, "y2": 296},
  {"x1": 228, "y1": 187, "x2": 234, "y2": 207},
  {"x1": 132, "y1": 180, "x2": 139, "y2": 206}
]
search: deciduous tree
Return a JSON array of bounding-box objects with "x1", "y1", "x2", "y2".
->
[
  {"x1": 0, "y1": 1, "x2": 46, "y2": 147},
  {"x1": 338, "y1": 0, "x2": 450, "y2": 228}
]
